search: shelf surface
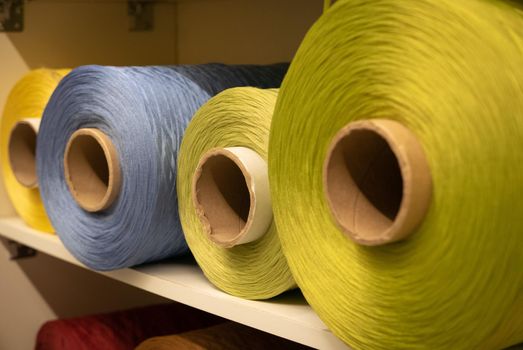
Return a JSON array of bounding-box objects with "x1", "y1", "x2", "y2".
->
[{"x1": 0, "y1": 217, "x2": 348, "y2": 350}]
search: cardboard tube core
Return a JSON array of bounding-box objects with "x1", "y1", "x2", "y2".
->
[
  {"x1": 324, "y1": 119, "x2": 432, "y2": 245},
  {"x1": 8, "y1": 118, "x2": 41, "y2": 189},
  {"x1": 193, "y1": 147, "x2": 272, "y2": 248},
  {"x1": 64, "y1": 128, "x2": 121, "y2": 212}
]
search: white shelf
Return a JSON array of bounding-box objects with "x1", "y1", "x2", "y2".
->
[{"x1": 0, "y1": 217, "x2": 348, "y2": 350}]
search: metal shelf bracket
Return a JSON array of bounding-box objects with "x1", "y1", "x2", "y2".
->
[
  {"x1": 7, "y1": 240, "x2": 37, "y2": 260},
  {"x1": 0, "y1": 0, "x2": 23, "y2": 32},
  {"x1": 128, "y1": 0, "x2": 154, "y2": 32}
]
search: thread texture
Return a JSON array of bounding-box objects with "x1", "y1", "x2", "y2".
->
[
  {"x1": 178, "y1": 88, "x2": 295, "y2": 299},
  {"x1": 136, "y1": 322, "x2": 310, "y2": 350},
  {"x1": 1, "y1": 69, "x2": 70, "y2": 232},
  {"x1": 37, "y1": 64, "x2": 287, "y2": 270},
  {"x1": 268, "y1": 0, "x2": 523, "y2": 349},
  {"x1": 36, "y1": 303, "x2": 224, "y2": 350}
]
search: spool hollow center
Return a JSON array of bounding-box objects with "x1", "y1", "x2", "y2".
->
[
  {"x1": 8, "y1": 119, "x2": 40, "y2": 188},
  {"x1": 64, "y1": 128, "x2": 121, "y2": 212},
  {"x1": 193, "y1": 147, "x2": 272, "y2": 248},
  {"x1": 324, "y1": 119, "x2": 432, "y2": 245}
]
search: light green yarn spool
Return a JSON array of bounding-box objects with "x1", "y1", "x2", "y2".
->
[
  {"x1": 269, "y1": 0, "x2": 523, "y2": 349},
  {"x1": 178, "y1": 87, "x2": 295, "y2": 299}
]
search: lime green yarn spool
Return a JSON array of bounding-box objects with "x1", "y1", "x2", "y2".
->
[
  {"x1": 178, "y1": 87, "x2": 295, "y2": 299},
  {"x1": 269, "y1": 0, "x2": 523, "y2": 349}
]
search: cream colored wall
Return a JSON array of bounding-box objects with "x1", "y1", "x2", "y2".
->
[
  {"x1": 0, "y1": 0, "x2": 321, "y2": 348},
  {"x1": 176, "y1": 0, "x2": 321, "y2": 64}
]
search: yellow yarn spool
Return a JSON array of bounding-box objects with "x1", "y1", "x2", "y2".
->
[
  {"x1": 269, "y1": 0, "x2": 523, "y2": 349},
  {"x1": 177, "y1": 87, "x2": 295, "y2": 299},
  {"x1": 1, "y1": 69, "x2": 70, "y2": 232}
]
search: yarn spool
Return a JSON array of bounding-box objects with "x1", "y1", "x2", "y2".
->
[
  {"x1": 178, "y1": 87, "x2": 294, "y2": 299},
  {"x1": 136, "y1": 322, "x2": 310, "y2": 350},
  {"x1": 0, "y1": 69, "x2": 70, "y2": 232},
  {"x1": 37, "y1": 64, "x2": 287, "y2": 271},
  {"x1": 269, "y1": 0, "x2": 523, "y2": 349},
  {"x1": 36, "y1": 303, "x2": 224, "y2": 350}
]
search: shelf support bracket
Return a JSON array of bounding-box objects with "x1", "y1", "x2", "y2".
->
[
  {"x1": 7, "y1": 240, "x2": 37, "y2": 260},
  {"x1": 0, "y1": 0, "x2": 23, "y2": 32},
  {"x1": 128, "y1": 0, "x2": 154, "y2": 32}
]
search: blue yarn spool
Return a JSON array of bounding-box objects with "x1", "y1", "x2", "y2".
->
[{"x1": 37, "y1": 64, "x2": 287, "y2": 270}]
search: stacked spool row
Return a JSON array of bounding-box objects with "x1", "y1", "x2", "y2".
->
[
  {"x1": 2, "y1": 0, "x2": 523, "y2": 349},
  {"x1": 37, "y1": 303, "x2": 307, "y2": 350}
]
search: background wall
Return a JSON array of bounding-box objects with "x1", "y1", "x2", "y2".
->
[{"x1": 0, "y1": 0, "x2": 321, "y2": 348}]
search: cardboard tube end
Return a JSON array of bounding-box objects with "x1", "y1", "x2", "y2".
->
[
  {"x1": 8, "y1": 118, "x2": 40, "y2": 189},
  {"x1": 324, "y1": 119, "x2": 432, "y2": 245},
  {"x1": 64, "y1": 128, "x2": 121, "y2": 212},
  {"x1": 193, "y1": 147, "x2": 272, "y2": 248}
]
